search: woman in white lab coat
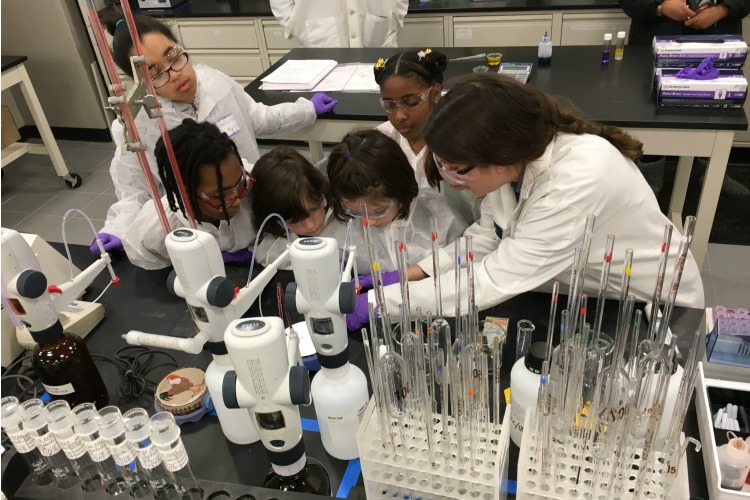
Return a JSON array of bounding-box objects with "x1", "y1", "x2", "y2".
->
[
  {"x1": 93, "y1": 8, "x2": 337, "y2": 256},
  {"x1": 123, "y1": 120, "x2": 257, "y2": 270},
  {"x1": 325, "y1": 129, "x2": 466, "y2": 303},
  {"x1": 270, "y1": 0, "x2": 408, "y2": 48},
  {"x1": 345, "y1": 74, "x2": 704, "y2": 329}
]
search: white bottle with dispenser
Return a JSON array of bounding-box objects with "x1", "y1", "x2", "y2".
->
[
  {"x1": 717, "y1": 435, "x2": 750, "y2": 490},
  {"x1": 509, "y1": 342, "x2": 545, "y2": 447},
  {"x1": 205, "y1": 354, "x2": 259, "y2": 444},
  {"x1": 538, "y1": 32, "x2": 552, "y2": 66}
]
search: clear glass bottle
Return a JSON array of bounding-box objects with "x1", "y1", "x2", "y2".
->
[
  {"x1": 44, "y1": 400, "x2": 102, "y2": 492},
  {"x1": 149, "y1": 412, "x2": 202, "y2": 499},
  {"x1": 71, "y1": 402, "x2": 130, "y2": 496},
  {"x1": 19, "y1": 398, "x2": 79, "y2": 489},
  {"x1": 537, "y1": 31, "x2": 552, "y2": 66},
  {"x1": 123, "y1": 408, "x2": 179, "y2": 500},
  {"x1": 31, "y1": 325, "x2": 108, "y2": 409},
  {"x1": 97, "y1": 406, "x2": 152, "y2": 498},
  {"x1": 264, "y1": 456, "x2": 331, "y2": 495},
  {"x1": 602, "y1": 33, "x2": 613, "y2": 63},
  {"x1": 0, "y1": 396, "x2": 53, "y2": 486},
  {"x1": 615, "y1": 31, "x2": 626, "y2": 60}
]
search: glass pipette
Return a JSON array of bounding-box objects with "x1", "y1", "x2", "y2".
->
[
  {"x1": 430, "y1": 216, "x2": 443, "y2": 318},
  {"x1": 591, "y1": 235, "x2": 615, "y2": 346},
  {"x1": 647, "y1": 225, "x2": 673, "y2": 341},
  {"x1": 613, "y1": 249, "x2": 634, "y2": 349}
]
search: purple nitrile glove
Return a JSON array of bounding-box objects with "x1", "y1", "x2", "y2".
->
[
  {"x1": 675, "y1": 57, "x2": 720, "y2": 80},
  {"x1": 356, "y1": 270, "x2": 401, "y2": 291},
  {"x1": 221, "y1": 248, "x2": 254, "y2": 265},
  {"x1": 346, "y1": 293, "x2": 371, "y2": 331},
  {"x1": 310, "y1": 92, "x2": 338, "y2": 115},
  {"x1": 90, "y1": 233, "x2": 123, "y2": 255}
]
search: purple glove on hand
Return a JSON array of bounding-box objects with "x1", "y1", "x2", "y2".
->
[
  {"x1": 90, "y1": 233, "x2": 123, "y2": 255},
  {"x1": 356, "y1": 270, "x2": 400, "y2": 291},
  {"x1": 310, "y1": 92, "x2": 338, "y2": 115},
  {"x1": 221, "y1": 248, "x2": 254, "y2": 265},
  {"x1": 346, "y1": 293, "x2": 371, "y2": 331}
]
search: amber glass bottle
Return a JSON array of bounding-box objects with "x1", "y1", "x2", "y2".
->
[{"x1": 31, "y1": 321, "x2": 108, "y2": 408}]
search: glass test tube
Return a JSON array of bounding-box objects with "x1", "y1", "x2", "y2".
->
[
  {"x1": 516, "y1": 319, "x2": 535, "y2": 361},
  {"x1": 44, "y1": 400, "x2": 102, "y2": 492},
  {"x1": 1, "y1": 396, "x2": 54, "y2": 486},
  {"x1": 123, "y1": 408, "x2": 179, "y2": 500},
  {"x1": 20, "y1": 399, "x2": 79, "y2": 488},
  {"x1": 71, "y1": 402, "x2": 130, "y2": 496},
  {"x1": 149, "y1": 412, "x2": 202, "y2": 499},
  {"x1": 97, "y1": 406, "x2": 151, "y2": 498}
]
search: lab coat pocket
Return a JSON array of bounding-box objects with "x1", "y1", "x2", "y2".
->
[
  {"x1": 302, "y1": 16, "x2": 341, "y2": 47},
  {"x1": 363, "y1": 13, "x2": 395, "y2": 47}
]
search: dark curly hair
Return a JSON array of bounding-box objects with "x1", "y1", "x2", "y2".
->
[{"x1": 373, "y1": 48, "x2": 448, "y2": 87}]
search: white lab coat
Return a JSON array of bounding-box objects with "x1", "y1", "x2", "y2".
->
[
  {"x1": 101, "y1": 64, "x2": 316, "y2": 238},
  {"x1": 270, "y1": 0, "x2": 407, "y2": 48},
  {"x1": 326, "y1": 189, "x2": 467, "y2": 275},
  {"x1": 376, "y1": 120, "x2": 480, "y2": 226},
  {"x1": 372, "y1": 133, "x2": 705, "y2": 316}
]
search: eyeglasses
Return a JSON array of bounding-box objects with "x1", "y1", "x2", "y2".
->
[
  {"x1": 341, "y1": 199, "x2": 396, "y2": 220},
  {"x1": 379, "y1": 87, "x2": 433, "y2": 114},
  {"x1": 197, "y1": 171, "x2": 255, "y2": 212},
  {"x1": 286, "y1": 202, "x2": 326, "y2": 226},
  {"x1": 150, "y1": 46, "x2": 190, "y2": 89},
  {"x1": 432, "y1": 153, "x2": 478, "y2": 176}
]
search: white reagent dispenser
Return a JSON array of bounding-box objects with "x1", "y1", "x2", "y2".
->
[
  {"x1": 123, "y1": 228, "x2": 290, "y2": 445},
  {"x1": 286, "y1": 237, "x2": 369, "y2": 460}
]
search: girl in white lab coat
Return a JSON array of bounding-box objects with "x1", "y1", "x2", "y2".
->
[
  {"x1": 270, "y1": 0, "x2": 408, "y2": 48},
  {"x1": 345, "y1": 74, "x2": 704, "y2": 329},
  {"x1": 326, "y1": 129, "x2": 467, "y2": 286},
  {"x1": 249, "y1": 145, "x2": 335, "y2": 270},
  {"x1": 373, "y1": 48, "x2": 477, "y2": 224},
  {"x1": 123, "y1": 120, "x2": 257, "y2": 270},
  {"x1": 92, "y1": 7, "x2": 337, "y2": 255}
]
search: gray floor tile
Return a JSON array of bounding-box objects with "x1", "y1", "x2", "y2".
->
[
  {"x1": 66, "y1": 149, "x2": 115, "y2": 172},
  {"x1": 2, "y1": 188, "x2": 63, "y2": 213},
  {"x1": 1, "y1": 181, "x2": 25, "y2": 205},
  {"x1": 15, "y1": 213, "x2": 64, "y2": 239},
  {"x1": 5, "y1": 163, "x2": 71, "y2": 194},
  {"x1": 711, "y1": 270, "x2": 750, "y2": 307},
  {"x1": 76, "y1": 171, "x2": 115, "y2": 195},
  {"x1": 55, "y1": 140, "x2": 90, "y2": 150},
  {"x1": 707, "y1": 243, "x2": 750, "y2": 274},
  {"x1": 36, "y1": 191, "x2": 101, "y2": 217},
  {"x1": 80, "y1": 194, "x2": 117, "y2": 221},
  {"x1": 105, "y1": 184, "x2": 116, "y2": 195},
  {"x1": 700, "y1": 271, "x2": 718, "y2": 308},
  {"x1": 46, "y1": 217, "x2": 104, "y2": 245},
  {"x1": 1, "y1": 211, "x2": 30, "y2": 228},
  {"x1": 84, "y1": 141, "x2": 115, "y2": 151}
]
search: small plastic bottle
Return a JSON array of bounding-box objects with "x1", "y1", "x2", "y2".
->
[
  {"x1": 717, "y1": 435, "x2": 750, "y2": 490},
  {"x1": 615, "y1": 31, "x2": 626, "y2": 60},
  {"x1": 602, "y1": 33, "x2": 612, "y2": 63},
  {"x1": 509, "y1": 342, "x2": 545, "y2": 447},
  {"x1": 538, "y1": 31, "x2": 552, "y2": 66}
]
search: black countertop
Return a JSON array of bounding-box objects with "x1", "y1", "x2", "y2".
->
[
  {"x1": 246, "y1": 46, "x2": 748, "y2": 131},
  {"x1": 134, "y1": 0, "x2": 621, "y2": 18},
  {"x1": 1, "y1": 56, "x2": 27, "y2": 72}
]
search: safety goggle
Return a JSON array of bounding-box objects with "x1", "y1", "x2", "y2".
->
[
  {"x1": 379, "y1": 87, "x2": 433, "y2": 114},
  {"x1": 341, "y1": 199, "x2": 396, "y2": 220},
  {"x1": 197, "y1": 171, "x2": 255, "y2": 212},
  {"x1": 150, "y1": 46, "x2": 190, "y2": 89},
  {"x1": 432, "y1": 153, "x2": 478, "y2": 185}
]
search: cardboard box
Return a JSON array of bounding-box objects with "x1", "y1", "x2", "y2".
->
[
  {"x1": 657, "y1": 73, "x2": 748, "y2": 109},
  {"x1": 1, "y1": 105, "x2": 20, "y2": 149},
  {"x1": 653, "y1": 35, "x2": 748, "y2": 69}
]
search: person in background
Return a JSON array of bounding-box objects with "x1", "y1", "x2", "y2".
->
[
  {"x1": 620, "y1": 0, "x2": 750, "y2": 197},
  {"x1": 92, "y1": 7, "x2": 338, "y2": 256},
  {"x1": 345, "y1": 74, "x2": 704, "y2": 330},
  {"x1": 122, "y1": 120, "x2": 256, "y2": 270},
  {"x1": 249, "y1": 146, "x2": 334, "y2": 269},
  {"x1": 325, "y1": 129, "x2": 467, "y2": 319},
  {"x1": 270, "y1": 0, "x2": 408, "y2": 47}
]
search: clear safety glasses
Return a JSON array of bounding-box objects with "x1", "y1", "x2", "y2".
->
[
  {"x1": 286, "y1": 202, "x2": 326, "y2": 227},
  {"x1": 197, "y1": 171, "x2": 255, "y2": 212},
  {"x1": 379, "y1": 87, "x2": 433, "y2": 114},
  {"x1": 432, "y1": 153, "x2": 479, "y2": 185},
  {"x1": 341, "y1": 199, "x2": 396, "y2": 220},
  {"x1": 150, "y1": 46, "x2": 190, "y2": 89}
]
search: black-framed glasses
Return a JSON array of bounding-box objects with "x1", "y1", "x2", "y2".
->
[
  {"x1": 432, "y1": 153, "x2": 478, "y2": 176},
  {"x1": 151, "y1": 46, "x2": 190, "y2": 89},
  {"x1": 379, "y1": 87, "x2": 433, "y2": 114}
]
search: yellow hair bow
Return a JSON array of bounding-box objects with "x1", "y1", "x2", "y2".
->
[{"x1": 375, "y1": 58, "x2": 385, "y2": 70}]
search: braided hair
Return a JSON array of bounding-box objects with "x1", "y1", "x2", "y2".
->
[
  {"x1": 154, "y1": 119, "x2": 242, "y2": 223},
  {"x1": 373, "y1": 48, "x2": 448, "y2": 87}
]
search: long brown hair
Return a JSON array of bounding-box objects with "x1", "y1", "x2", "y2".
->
[{"x1": 423, "y1": 73, "x2": 643, "y2": 187}]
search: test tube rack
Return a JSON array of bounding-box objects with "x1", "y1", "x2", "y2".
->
[
  {"x1": 516, "y1": 413, "x2": 690, "y2": 500},
  {"x1": 357, "y1": 399, "x2": 511, "y2": 500}
]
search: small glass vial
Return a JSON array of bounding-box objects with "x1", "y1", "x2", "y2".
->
[
  {"x1": 538, "y1": 31, "x2": 552, "y2": 66},
  {"x1": 615, "y1": 31, "x2": 626, "y2": 60},
  {"x1": 149, "y1": 412, "x2": 202, "y2": 499},
  {"x1": 97, "y1": 406, "x2": 152, "y2": 498},
  {"x1": 0, "y1": 396, "x2": 54, "y2": 486},
  {"x1": 20, "y1": 398, "x2": 79, "y2": 489},
  {"x1": 602, "y1": 33, "x2": 612, "y2": 63},
  {"x1": 123, "y1": 408, "x2": 179, "y2": 500},
  {"x1": 44, "y1": 400, "x2": 103, "y2": 492}
]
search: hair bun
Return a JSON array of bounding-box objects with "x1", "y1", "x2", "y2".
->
[{"x1": 424, "y1": 50, "x2": 448, "y2": 76}]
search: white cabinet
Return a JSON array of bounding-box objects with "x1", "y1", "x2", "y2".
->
[
  {"x1": 262, "y1": 19, "x2": 296, "y2": 50},
  {"x1": 268, "y1": 50, "x2": 290, "y2": 66},
  {"x1": 398, "y1": 16, "x2": 445, "y2": 48},
  {"x1": 560, "y1": 12, "x2": 631, "y2": 46},
  {"x1": 452, "y1": 15, "x2": 553, "y2": 47},
  {"x1": 177, "y1": 19, "x2": 259, "y2": 49},
  {"x1": 188, "y1": 51, "x2": 265, "y2": 78}
]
